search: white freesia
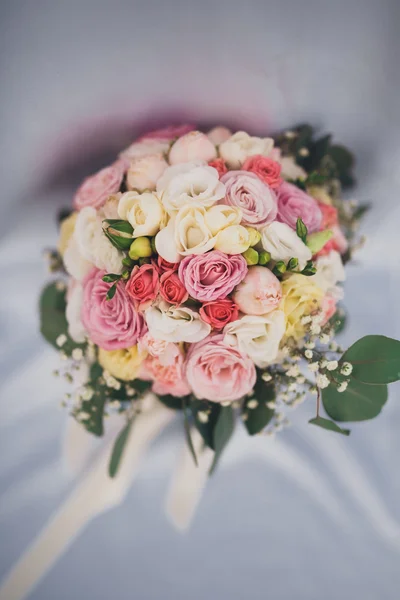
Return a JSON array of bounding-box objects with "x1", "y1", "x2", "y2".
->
[
  {"x1": 313, "y1": 250, "x2": 345, "y2": 299},
  {"x1": 260, "y1": 221, "x2": 312, "y2": 270},
  {"x1": 205, "y1": 205, "x2": 242, "y2": 236},
  {"x1": 175, "y1": 205, "x2": 216, "y2": 255},
  {"x1": 74, "y1": 207, "x2": 123, "y2": 274},
  {"x1": 63, "y1": 237, "x2": 92, "y2": 281},
  {"x1": 214, "y1": 225, "x2": 251, "y2": 254},
  {"x1": 66, "y1": 282, "x2": 87, "y2": 343},
  {"x1": 223, "y1": 311, "x2": 286, "y2": 368},
  {"x1": 145, "y1": 301, "x2": 211, "y2": 343},
  {"x1": 156, "y1": 162, "x2": 225, "y2": 213},
  {"x1": 120, "y1": 138, "x2": 170, "y2": 160},
  {"x1": 219, "y1": 131, "x2": 274, "y2": 168},
  {"x1": 118, "y1": 191, "x2": 166, "y2": 237}
]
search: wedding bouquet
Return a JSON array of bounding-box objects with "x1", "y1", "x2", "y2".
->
[{"x1": 40, "y1": 123, "x2": 400, "y2": 476}]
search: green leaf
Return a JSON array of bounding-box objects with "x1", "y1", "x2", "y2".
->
[
  {"x1": 109, "y1": 420, "x2": 133, "y2": 477},
  {"x1": 309, "y1": 416, "x2": 350, "y2": 436},
  {"x1": 301, "y1": 260, "x2": 317, "y2": 276},
  {"x1": 352, "y1": 203, "x2": 371, "y2": 221},
  {"x1": 287, "y1": 257, "x2": 299, "y2": 271},
  {"x1": 102, "y1": 273, "x2": 121, "y2": 283},
  {"x1": 243, "y1": 380, "x2": 275, "y2": 435},
  {"x1": 306, "y1": 171, "x2": 328, "y2": 186},
  {"x1": 296, "y1": 218, "x2": 308, "y2": 243},
  {"x1": 328, "y1": 145, "x2": 355, "y2": 188},
  {"x1": 157, "y1": 393, "x2": 185, "y2": 411},
  {"x1": 103, "y1": 219, "x2": 134, "y2": 234},
  {"x1": 322, "y1": 378, "x2": 388, "y2": 422},
  {"x1": 182, "y1": 398, "x2": 198, "y2": 467},
  {"x1": 329, "y1": 307, "x2": 347, "y2": 334},
  {"x1": 191, "y1": 399, "x2": 221, "y2": 449},
  {"x1": 106, "y1": 282, "x2": 117, "y2": 301},
  {"x1": 342, "y1": 335, "x2": 400, "y2": 385},
  {"x1": 39, "y1": 282, "x2": 86, "y2": 357},
  {"x1": 209, "y1": 406, "x2": 235, "y2": 475}
]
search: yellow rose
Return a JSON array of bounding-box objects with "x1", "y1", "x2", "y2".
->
[
  {"x1": 280, "y1": 274, "x2": 324, "y2": 340},
  {"x1": 58, "y1": 212, "x2": 77, "y2": 256},
  {"x1": 98, "y1": 346, "x2": 146, "y2": 382},
  {"x1": 307, "y1": 185, "x2": 333, "y2": 205}
]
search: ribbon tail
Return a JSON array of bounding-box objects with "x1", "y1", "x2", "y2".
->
[
  {"x1": 165, "y1": 428, "x2": 214, "y2": 531},
  {"x1": 0, "y1": 400, "x2": 174, "y2": 600}
]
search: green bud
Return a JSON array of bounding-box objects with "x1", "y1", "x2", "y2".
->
[
  {"x1": 287, "y1": 257, "x2": 299, "y2": 271},
  {"x1": 273, "y1": 261, "x2": 286, "y2": 276},
  {"x1": 258, "y1": 251, "x2": 271, "y2": 265},
  {"x1": 242, "y1": 247, "x2": 259, "y2": 266},
  {"x1": 121, "y1": 269, "x2": 130, "y2": 280},
  {"x1": 102, "y1": 273, "x2": 121, "y2": 283},
  {"x1": 245, "y1": 227, "x2": 261, "y2": 247},
  {"x1": 306, "y1": 229, "x2": 333, "y2": 254},
  {"x1": 129, "y1": 237, "x2": 153, "y2": 260},
  {"x1": 103, "y1": 219, "x2": 134, "y2": 250},
  {"x1": 122, "y1": 256, "x2": 135, "y2": 268},
  {"x1": 296, "y1": 217, "x2": 308, "y2": 243}
]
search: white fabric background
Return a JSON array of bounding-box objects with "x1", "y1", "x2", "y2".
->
[{"x1": 0, "y1": 1, "x2": 400, "y2": 598}]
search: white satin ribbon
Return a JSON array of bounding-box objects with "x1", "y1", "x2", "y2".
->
[
  {"x1": 0, "y1": 397, "x2": 174, "y2": 600},
  {"x1": 165, "y1": 427, "x2": 214, "y2": 531}
]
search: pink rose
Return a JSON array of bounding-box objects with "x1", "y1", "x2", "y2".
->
[
  {"x1": 73, "y1": 160, "x2": 126, "y2": 211},
  {"x1": 186, "y1": 334, "x2": 257, "y2": 402},
  {"x1": 126, "y1": 263, "x2": 159, "y2": 311},
  {"x1": 242, "y1": 155, "x2": 282, "y2": 189},
  {"x1": 126, "y1": 154, "x2": 168, "y2": 192},
  {"x1": 138, "y1": 124, "x2": 195, "y2": 142},
  {"x1": 159, "y1": 270, "x2": 189, "y2": 305},
  {"x1": 316, "y1": 203, "x2": 348, "y2": 256},
  {"x1": 81, "y1": 268, "x2": 146, "y2": 350},
  {"x1": 320, "y1": 294, "x2": 337, "y2": 325},
  {"x1": 199, "y1": 299, "x2": 239, "y2": 330},
  {"x1": 169, "y1": 131, "x2": 217, "y2": 164},
  {"x1": 140, "y1": 347, "x2": 191, "y2": 397},
  {"x1": 220, "y1": 171, "x2": 278, "y2": 229},
  {"x1": 233, "y1": 266, "x2": 282, "y2": 315},
  {"x1": 276, "y1": 182, "x2": 322, "y2": 233},
  {"x1": 178, "y1": 251, "x2": 248, "y2": 302},
  {"x1": 152, "y1": 256, "x2": 180, "y2": 275},
  {"x1": 208, "y1": 158, "x2": 228, "y2": 178}
]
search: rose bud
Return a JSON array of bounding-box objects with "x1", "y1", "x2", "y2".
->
[{"x1": 129, "y1": 237, "x2": 153, "y2": 260}]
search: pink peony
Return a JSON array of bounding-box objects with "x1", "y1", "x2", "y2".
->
[
  {"x1": 138, "y1": 124, "x2": 195, "y2": 142},
  {"x1": 140, "y1": 347, "x2": 191, "y2": 397},
  {"x1": 81, "y1": 268, "x2": 146, "y2": 350},
  {"x1": 73, "y1": 160, "x2": 126, "y2": 211},
  {"x1": 233, "y1": 266, "x2": 282, "y2": 315},
  {"x1": 220, "y1": 171, "x2": 277, "y2": 229},
  {"x1": 178, "y1": 251, "x2": 248, "y2": 302},
  {"x1": 126, "y1": 264, "x2": 159, "y2": 311},
  {"x1": 126, "y1": 154, "x2": 168, "y2": 192},
  {"x1": 169, "y1": 131, "x2": 217, "y2": 164},
  {"x1": 242, "y1": 155, "x2": 282, "y2": 189},
  {"x1": 276, "y1": 182, "x2": 322, "y2": 233},
  {"x1": 185, "y1": 334, "x2": 257, "y2": 402}
]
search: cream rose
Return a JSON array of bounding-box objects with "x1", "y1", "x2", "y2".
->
[
  {"x1": 219, "y1": 131, "x2": 274, "y2": 168},
  {"x1": 214, "y1": 225, "x2": 251, "y2": 254},
  {"x1": 260, "y1": 221, "x2": 312, "y2": 271},
  {"x1": 74, "y1": 207, "x2": 123, "y2": 274},
  {"x1": 66, "y1": 281, "x2": 87, "y2": 343},
  {"x1": 205, "y1": 205, "x2": 242, "y2": 235},
  {"x1": 118, "y1": 191, "x2": 166, "y2": 237},
  {"x1": 120, "y1": 138, "x2": 170, "y2": 160},
  {"x1": 126, "y1": 154, "x2": 168, "y2": 192},
  {"x1": 145, "y1": 300, "x2": 211, "y2": 343},
  {"x1": 169, "y1": 131, "x2": 217, "y2": 164},
  {"x1": 223, "y1": 311, "x2": 286, "y2": 367},
  {"x1": 63, "y1": 237, "x2": 92, "y2": 281},
  {"x1": 156, "y1": 162, "x2": 225, "y2": 213},
  {"x1": 313, "y1": 250, "x2": 345, "y2": 299}
]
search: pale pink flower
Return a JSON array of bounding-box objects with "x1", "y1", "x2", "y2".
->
[
  {"x1": 233, "y1": 266, "x2": 282, "y2": 316},
  {"x1": 169, "y1": 131, "x2": 217, "y2": 164}
]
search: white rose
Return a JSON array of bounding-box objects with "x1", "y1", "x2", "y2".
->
[
  {"x1": 207, "y1": 126, "x2": 232, "y2": 145},
  {"x1": 169, "y1": 131, "x2": 217, "y2": 164},
  {"x1": 66, "y1": 282, "x2": 87, "y2": 343},
  {"x1": 120, "y1": 139, "x2": 170, "y2": 160},
  {"x1": 175, "y1": 206, "x2": 216, "y2": 255},
  {"x1": 156, "y1": 162, "x2": 225, "y2": 213},
  {"x1": 205, "y1": 205, "x2": 242, "y2": 235},
  {"x1": 145, "y1": 301, "x2": 211, "y2": 343},
  {"x1": 223, "y1": 311, "x2": 286, "y2": 368},
  {"x1": 313, "y1": 250, "x2": 345, "y2": 299},
  {"x1": 118, "y1": 191, "x2": 166, "y2": 237},
  {"x1": 219, "y1": 131, "x2": 274, "y2": 168},
  {"x1": 260, "y1": 221, "x2": 312, "y2": 270},
  {"x1": 126, "y1": 154, "x2": 168, "y2": 192},
  {"x1": 214, "y1": 225, "x2": 251, "y2": 254},
  {"x1": 74, "y1": 207, "x2": 123, "y2": 274},
  {"x1": 63, "y1": 237, "x2": 92, "y2": 281}
]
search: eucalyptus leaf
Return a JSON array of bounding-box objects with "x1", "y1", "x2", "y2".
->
[
  {"x1": 182, "y1": 399, "x2": 198, "y2": 467},
  {"x1": 309, "y1": 416, "x2": 350, "y2": 436},
  {"x1": 322, "y1": 378, "x2": 388, "y2": 422},
  {"x1": 243, "y1": 380, "x2": 275, "y2": 435},
  {"x1": 342, "y1": 335, "x2": 400, "y2": 385},
  {"x1": 157, "y1": 393, "x2": 185, "y2": 411},
  {"x1": 191, "y1": 399, "x2": 221, "y2": 449},
  {"x1": 209, "y1": 406, "x2": 235, "y2": 475},
  {"x1": 109, "y1": 420, "x2": 133, "y2": 477}
]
